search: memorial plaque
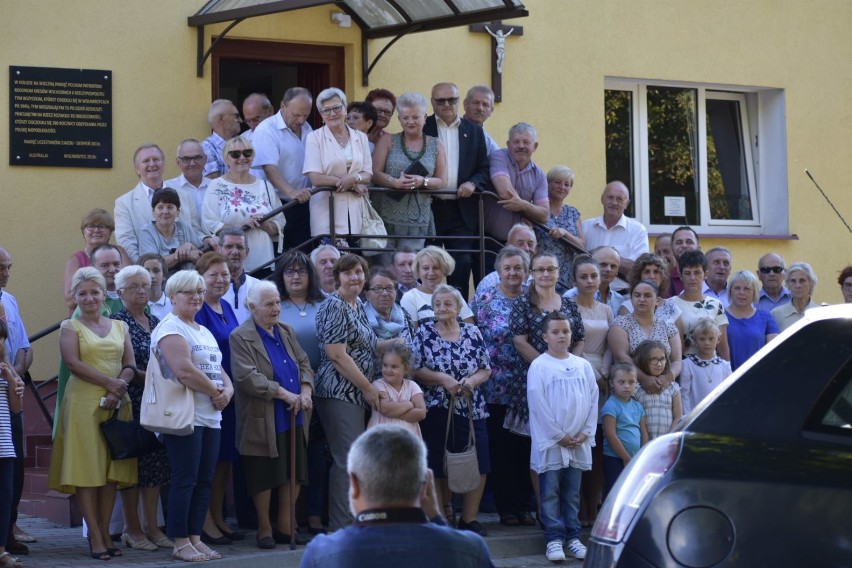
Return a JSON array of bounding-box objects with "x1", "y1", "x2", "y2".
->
[{"x1": 9, "y1": 66, "x2": 112, "y2": 168}]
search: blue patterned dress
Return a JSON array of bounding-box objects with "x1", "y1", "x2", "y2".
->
[{"x1": 534, "y1": 204, "x2": 582, "y2": 290}]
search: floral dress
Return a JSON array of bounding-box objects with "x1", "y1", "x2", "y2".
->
[
  {"x1": 506, "y1": 294, "x2": 585, "y2": 434},
  {"x1": 534, "y1": 204, "x2": 581, "y2": 290},
  {"x1": 411, "y1": 321, "x2": 490, "y2": 420},
  {"x1": 470, "y1": 285, "x2": 523, "y2": 406},
  {"x1": 110, "y1": 308, "x2": 170, "y2": 486},
  {"x1": 202, "y1": 177, "x2": 285, "y2": 272}
]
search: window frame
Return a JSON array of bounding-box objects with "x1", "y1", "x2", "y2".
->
[{"x1": 605, "y1": 78, "x2": 788, "y2": 236}]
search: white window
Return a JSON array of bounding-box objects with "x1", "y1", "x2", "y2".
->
[{"x1": 604, "y1": 79, "x2": 788, "y2": 236}]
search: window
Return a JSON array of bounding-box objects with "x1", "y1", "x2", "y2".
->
[{"x1": 604, "y1": 79, "x2": 788, "y2": 235}]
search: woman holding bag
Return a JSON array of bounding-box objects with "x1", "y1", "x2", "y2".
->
[
  {"x1": 303, "y1": 88, "x2": 373, "y2": 244},
  {"x1": 48, "y1": 267, "x2": 137, "y2": 561},
  {"x1": 412, "y1": 285, "x2": 491, "y2": 536},
  {"x1": 149, "y1": 270, "x2": 234, "y2": 562}
]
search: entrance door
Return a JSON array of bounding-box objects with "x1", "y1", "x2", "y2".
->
[{"x1": 211, "y1": 38, "x2": 345, "y2": 131}]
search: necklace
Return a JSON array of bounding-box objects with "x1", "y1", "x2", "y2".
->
[
  {"x1": 334, "y1": 128, "x2": 350, "y2": 148},
  {"x1": 291, "y1": 299, "x2": 309, "y2": 317},
  {"x1": 401, "y1": 136, "x2": 427, "y2": 162}
]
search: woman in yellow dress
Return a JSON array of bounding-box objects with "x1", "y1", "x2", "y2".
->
[{"x1": 48, "y1": 267, "x2": 138, "y2": 560}]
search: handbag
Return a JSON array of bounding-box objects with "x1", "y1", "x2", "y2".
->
[
  {"x1": 100, "y1": 406, "x2": 161, "y2": 460},
  {"x1": 359, "y1": 195, "x2": 388, "y2": 255},
  {"x1": 140, "y1": 346, "x2": 196, "y2": 436},
  {"x1": 443, "y1": 395, "x2": 480, "y2": 494}
]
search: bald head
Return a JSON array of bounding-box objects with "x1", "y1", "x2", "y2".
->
[{"x1": 601, "y1": 181, "x2": 630, "y2": 222}]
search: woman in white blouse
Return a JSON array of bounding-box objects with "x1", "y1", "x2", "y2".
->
[
  {"x1": 303, "y1": 88, "x2": 373, "y2": 242},
  {"x1": 202, "y1": 136, "x2": 285, "y2": 274}
]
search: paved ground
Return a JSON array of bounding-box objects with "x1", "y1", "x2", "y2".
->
[{"x1": 13, "y1": 512, "x2": 588, "y2": 567}]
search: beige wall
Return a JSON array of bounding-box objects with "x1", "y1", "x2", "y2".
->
[{"x1": 2, "y1": 0, "x2": 850, "y2": 380}]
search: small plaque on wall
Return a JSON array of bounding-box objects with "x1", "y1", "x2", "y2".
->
[{"x1": 9, "y1": 66, "x2": 112, "y2": 168}]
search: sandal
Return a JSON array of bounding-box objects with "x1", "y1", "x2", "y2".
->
[
  {"x1": 193, "y1": 541, "x2": 222, "y2": 560},
  {"x1": 0, "y1": 552, "x2": 23, "y2": 568},
  {"x1": 86, "y1": 537, "x2": 111, "y2": 561},
  {"x1": 171, "y1": 543, "x2": 207, "y2": 562}
]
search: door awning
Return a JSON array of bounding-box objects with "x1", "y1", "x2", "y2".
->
[{"x1": 188, "y1": 0, "x2": 528, "y2": 83}]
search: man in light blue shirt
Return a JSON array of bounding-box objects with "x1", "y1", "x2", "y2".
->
[{"x1": 755, "y1": 253, "x2": 792, "y2": 311}]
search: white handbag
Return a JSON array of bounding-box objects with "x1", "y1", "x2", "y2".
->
[
  {"x1": 359, "y1": 196, "x2": 388, "y2": 255},
  {"x1": 140, "y1": 347, "x2": 195, "y2": 436}
]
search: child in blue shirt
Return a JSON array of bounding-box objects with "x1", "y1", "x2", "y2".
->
[{"x1": 601, "y1": 362, "x2": 648, "y2": 498}]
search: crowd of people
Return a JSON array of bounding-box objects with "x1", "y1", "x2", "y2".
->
[{"x1": 0, "y1": 80, "x2": 851, "y2": 567}]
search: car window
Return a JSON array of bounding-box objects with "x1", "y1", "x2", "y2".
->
[
  {"x1": 821, "y1": 380, "x2": 852, "y2": 429},
  {"x1": 804, "y1": 359, "x2": 852, "y2": 437}
]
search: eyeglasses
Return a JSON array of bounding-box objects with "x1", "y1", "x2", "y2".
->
[
  {"x1": 85, "y1": 224, "x2": 109, "y2": 232},
  {"x1": 178, "y1": 155, "x2": 205, "y2": 164},
  {"x1": 284, "y1": 268, "x2": 308, "y2": 277},
  {"x1": 221, "y1": 112, "x2": 242, "y2": 122},
  {"x1": 319, "y1": 104, "x2": 344, "y2": 115},
  {"x1": 122, "y1": 284, "x2": 150, "y2": 293},
  {"x1": 177, "y1": 289, "x2": 206, "y2": 298},
  {"x1": 369, "y1": 286, "x2": 395, "y2": 295},
  {"x1": 433, "y1": 97, "x2": 459, "y2": 106},
  {"x1": 759, "y1": 266, "x2": 784, "y2": 274},
  {"x1": 649, "y1": 357, "x2": 667, "y2": 364},
  {"x1": 374, "y1": 108, "x2": 393, "y2": 117},
  {"x1": 531, "y1": 267, "x2": 559, "y2": 274},
  {"x1": 227, "y1": 149, "x2": 254, "y2": 159}
]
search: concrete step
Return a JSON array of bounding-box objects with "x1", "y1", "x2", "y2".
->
[{"x1": 18, "y1": 490, "x2": 81, "y2": 527}]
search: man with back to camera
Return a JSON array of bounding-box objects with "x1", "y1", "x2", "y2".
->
[{"x1": 299, "y1": 424, "x2": 494, "y2": 568}]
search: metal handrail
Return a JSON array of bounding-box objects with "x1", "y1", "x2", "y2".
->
[{"x1": 23, "y1": 184, "x2": 586, "y2": 429}]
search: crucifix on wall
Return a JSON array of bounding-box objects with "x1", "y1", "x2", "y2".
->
[{"x1": 469, "y1": 20, "x2": 524, "y2": 103}]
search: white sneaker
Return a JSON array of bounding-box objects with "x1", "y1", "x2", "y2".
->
[
  {"x1": 546, "y1": 540, "x2": 566, "y2": 562},
  {"x1": 565, "y1": 538, "x2": 587, "y2": 559}
]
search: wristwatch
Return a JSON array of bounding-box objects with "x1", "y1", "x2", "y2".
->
[{"x1": 423, "y1": 177, "x2": 429, "y2": 189}]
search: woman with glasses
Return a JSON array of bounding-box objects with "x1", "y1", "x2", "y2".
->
[
  {"x1": 365, "y1": 88, "x2": 397, "y2": 147},
  {"x1": 303, "y1": 88, "x2": 373, "y2": 246},
  {"x1": 203, "y1": 136, "x2": 285, "y2": 274},
  {"x1": 110, "y1": 266, "x2": 172, "y2": 552},
  {"x1": 364, "y1": 268, "x2": 414, "y2": 376},
  {"x1": 139, "y1": 189, "x2": 205, "y2": 271},
  {"x1": 371, "y1": 92, "x2": 447, "y2": 261},
  {"x1": 63, "y1": 209, "x2": 131, "y2": 314},
  {"x1": 274, "y1": 250, "x2": 328, "y2": 535},
  {"x1": 725, "y1": 270, "x2": 779, "y2": 371},
  {"x1": 150, "y1": 270, "x2": 234, "y2": 562},
  {"x1": 192, "y1": 253, "x2": 242, "y2": 546}
]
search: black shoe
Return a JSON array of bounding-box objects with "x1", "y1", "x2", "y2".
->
[
  {"x1": 457, "y1": 519, "x2": 488, "y2": 537},
  {"x1": 5, "y1": 539, "x2": 28, "y2": 556},
  {"x1": 272, "y1": 530, "x2": 309, "y2": 545},
  {"x1": 256, "y1": 535, "x2": 276, "y2": 550},
  {"x1": 308, "y1": 526, "x2": 327, "y2": 536},
  {"x1": 201, "y1": 531, "x2": 232, "y2": 546},
  {"x1": 216, "y1": 525, "x2": 246, "y2": 541}
]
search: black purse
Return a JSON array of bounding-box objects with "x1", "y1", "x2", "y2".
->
[{"x1": 100, "y1": 408, "x2": 162, "y2": 460}]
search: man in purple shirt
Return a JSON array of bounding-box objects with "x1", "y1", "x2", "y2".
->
[{"x1": 487, "y1": 122, "x2": 549, "y2": 246}]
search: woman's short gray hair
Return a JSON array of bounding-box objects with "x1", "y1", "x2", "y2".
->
[
  {"x1": 787, "y1": 262, "x2": 818, "y2": 290},
  {"x1": 115, "y1": 265, "x2": 151, "y2": 291},
  {"x1": 316, "y1": 87, "x2": 347, "y2": 111},
  {"x1": 547, "y1": 165, "x2": 575, "y2": 186},
  {"x1": 165, "y1": 270, "x2": 205, "y2": 298},
  {"x1": 395, "y1": 92, "x2": 427, "y2": 115},
  {"x1": 71, "y1": 267, "x2": 106, "y2": 294},
  {"x1": 431, "y1": 284, "x2": 464, "y2": 312},
  {"x1": 494, "y1": 246, "x2": 530, "y2": 273},
  {"x1": 246, "y1": 280, "x2": 279, "y2": 310},
  {"x1": 728, "y1": 270, "x2": 759, "y2": 303}
]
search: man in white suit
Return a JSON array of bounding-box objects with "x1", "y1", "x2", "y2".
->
[{"x1": 114, "y1": 143, "x2": 195, "y2": 261}]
